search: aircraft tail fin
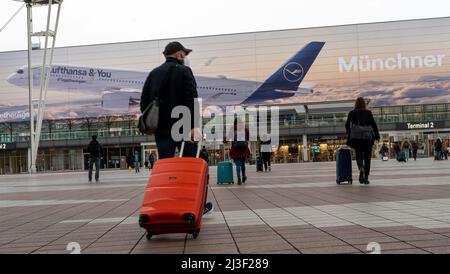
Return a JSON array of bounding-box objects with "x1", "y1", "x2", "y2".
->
[{"x1": 242, "y1": 41, "x2": 325, "y2": 104}]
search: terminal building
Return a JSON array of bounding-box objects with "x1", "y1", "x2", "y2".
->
[
  {"x1": 1, "y1": 16, "x2": 450, "y2": 174},
  {"x1": 1, "y1": 100, "x2": 450, "y2": 174}
]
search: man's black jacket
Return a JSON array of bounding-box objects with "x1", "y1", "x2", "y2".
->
[
  {"x1": 87, "y1": 140, "x2": 103, "y2": 158},
  {"x1": 140, "y1": 57, "x2": 198, "y2": 136}
]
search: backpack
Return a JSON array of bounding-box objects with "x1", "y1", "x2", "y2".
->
[{"x1": 233, "y1": 141, "x2": 248, "y2": 149}]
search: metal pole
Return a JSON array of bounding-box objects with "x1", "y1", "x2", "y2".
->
[
  {"x1": 33, "y1": 0, "x2": 52, "y2": 159},
  {"x1": 0, "y1": 3, "x2": 25, "y2": 32},
  {"x1": 26, "y1": 2, "x2": 35, "y2": 174}
]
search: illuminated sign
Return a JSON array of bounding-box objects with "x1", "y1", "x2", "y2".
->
[
  {"x1": 0, "y1": 143, "x2": 16, "y2": 150},
  {"x1": 396, "y1": 121, "x2": 445, "y2": 130}
]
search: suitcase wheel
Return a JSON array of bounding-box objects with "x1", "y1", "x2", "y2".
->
[
  {"x1": 192, "y1": 230, "x2": 200, "y2": 239},
  {"x1": 336, "y1": 180, "x2": 341, "y2": 185},
  {"x1": 183, "y1": 213, "x2": 195, "y2": 225},
  {"x1": 146, "y1": 233, "x2": 153, "y2": 240}
]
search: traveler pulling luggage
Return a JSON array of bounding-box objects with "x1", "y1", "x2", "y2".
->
[
  {"x1": 139, "y1": 141, "x2": 209, "y2": 240},
  {"x1": 217, "y1": 161, "x2": 234, "y2": 184},
  {"x1": 336, "y1": 147, "x2": 353, "y2": 184},
  {"x1": 382, "y1": 152, "x2": 389, "y2": 161}
]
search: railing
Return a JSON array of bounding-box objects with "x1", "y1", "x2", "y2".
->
[
  {"x1": 1, "y1": 128, "x2": 143, "y2": 143},
  {"x1": 2, "y1": 111, "x2": 450, "y2": 143}
]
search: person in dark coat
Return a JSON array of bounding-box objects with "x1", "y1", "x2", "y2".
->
[
  {"x1": 435, "y1": 138, "x2": 443, "y2": 160},
  {"x1": 199, "y1": 146, "x2": 210, "y2": 165},
  {"x1": 140, "y1": 41, "x2": 200, "y2": 159},
  {"x1": 87, "y1": 135, "x2": 103, "y2": 183},
  {"x1": 412, "y1": 142, "x2": 419, "y2": 161},
  {"x1": 148, "y1": 152, "x2": 155, "y2": 170},
  {"x1": 345, "y1": 97, "x2": 380, "y2": 184},
  {"x1": 140, "y1": 41, "x2": 212, "y2": 215},
  {"x1": 393, "y1": 143, "x2": 401, "y2": 160}
]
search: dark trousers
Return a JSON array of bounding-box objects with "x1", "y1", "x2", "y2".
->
[
  {"x1": 234, "y1": 158, "x2": 246, "y2": 178},
  {"x1": 88, "y1": 157, "x2": 100, "y2": 181},
  {"x1": 262, "y1": 152, "x2": 271, "y2": 171},
  {"x1": 354, "y1": 144, "x2": 373, "y2": 178},
  {"x1": 413, "y1": 150, "x2": 418, "y2": 160},
  {"x1": 155, "y1": 133, "x2": 197, "y2": 159}
]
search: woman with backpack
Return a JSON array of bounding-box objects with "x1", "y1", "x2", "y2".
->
[
  {"x1": 345, "y1": 97, "x2": 380, "y2": 184},
  {"x1": 226, "y1": 118, "x2": 250, "y2": 185}
]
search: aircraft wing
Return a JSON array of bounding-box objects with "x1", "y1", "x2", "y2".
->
[{"x1": 101, "y1": 88, "x2": 141, "y2": 110}]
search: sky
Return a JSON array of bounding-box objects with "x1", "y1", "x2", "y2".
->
[{"x1": 1, "y1": 0, "x2": 450, "y2": 52}]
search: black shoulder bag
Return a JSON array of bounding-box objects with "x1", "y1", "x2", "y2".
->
[
  {"x1": 350, "y1": 120, "x2": 375, "y2": 141},
  {"x1": 138, "y1": 64, "x2": 177, "y2": 135}
]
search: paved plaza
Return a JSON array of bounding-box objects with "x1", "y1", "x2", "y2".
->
[{"x1": 1, "y1": 158, "x2": 450, "y2": 254}]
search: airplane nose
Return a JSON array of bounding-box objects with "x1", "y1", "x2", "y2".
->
[{"x1": 6, "y1": 73, "x2": 15, "y2": 84}]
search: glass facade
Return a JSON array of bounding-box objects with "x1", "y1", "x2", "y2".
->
[{"x1": 1, "y1": 102, "x2": 450, "y2": 173}]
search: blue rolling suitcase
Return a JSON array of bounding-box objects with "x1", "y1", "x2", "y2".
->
[
  {"x1": 336, "y1": 147, "x2": 353, "y2": 185},
  {"x1": 217, "y1": 161, "x2": 234, "y2": 184}
]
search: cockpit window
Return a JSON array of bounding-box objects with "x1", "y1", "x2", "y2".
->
[{"x1": 17, "y1": 69, "x2": 24, "y2": 74}]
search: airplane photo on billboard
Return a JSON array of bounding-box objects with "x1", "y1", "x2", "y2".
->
[{"x1": 7, "y1": 42, "x2": 325, "y2": 110}]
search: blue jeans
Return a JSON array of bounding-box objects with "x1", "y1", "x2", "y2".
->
[
  {"x1": 88, "y1": 157, "x2": 100, "y2": 181},
  {"x1": 404, "y1": 149, "x2": 409, "y2": 161},
  {"x1": 234, "y1": 158, "x2": 246, "y2": 178},
  {"x1": 155, "y1": 133, "x2": 197, "y2": 159}
]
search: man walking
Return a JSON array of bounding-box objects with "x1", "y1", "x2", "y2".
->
[
  {"x1": 140, "y1": 41, "x2": 213, "y2": 215},
  {"x1": 87, "y1": 135, "x2": 103, "y2": 183},
  {"x1": 134, "y1": 151, "x2": 140, "y2": 173},
  {"x1": 412, "y1": 141, "x2": 419, "y2": 161}
]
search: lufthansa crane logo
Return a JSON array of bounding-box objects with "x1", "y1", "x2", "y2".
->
[{"x1": 283, "y1": 62, "x2": 304, "y2": 82}]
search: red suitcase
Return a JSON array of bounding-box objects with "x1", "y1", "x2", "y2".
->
[{"x1": 139, "y1": 142, "x2": 209, "y2": 240}]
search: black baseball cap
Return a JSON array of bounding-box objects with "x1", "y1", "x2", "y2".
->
[{"x1": 163, "y1": 41, "x2": 192, "y2": 56}]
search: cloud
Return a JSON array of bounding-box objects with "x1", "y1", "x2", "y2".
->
[
  {"x1": 359, "y1": 90, "x2": 386, "y2": 97},
  {"x1": 401, "y1": 88, "x2": 449, "y2": 98},
  {"x1": 417, "y1": 75, "x2": 450, "y2": 82}
]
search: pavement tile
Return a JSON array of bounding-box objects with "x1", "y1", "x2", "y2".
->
[
  {"x1": 300, "y1": 245, "x2": 360, "y2": 254},
  {"x1": 2, "y1": 160, "x2": 450, "y2": 254}
]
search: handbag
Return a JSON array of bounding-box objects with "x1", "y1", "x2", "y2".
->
[
  {"x1": 138, "y1": 64, "x2": 177, "y2": 135},
  {"x1": 350, "y1": 123, "x2": 375, "y2": 141}
]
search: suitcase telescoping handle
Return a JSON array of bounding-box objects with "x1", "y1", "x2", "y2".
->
[{"x1": 179, "y1": 138, "x2": 202, "y2": 158}]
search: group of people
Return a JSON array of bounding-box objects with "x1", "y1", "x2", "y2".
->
[{"x1": 391, "y1": 140, "x2": 419, "y2": 161}]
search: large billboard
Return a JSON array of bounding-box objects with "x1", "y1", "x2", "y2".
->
[{"x1": 1, "y1": 17, "x2": 450, "y2": 122}]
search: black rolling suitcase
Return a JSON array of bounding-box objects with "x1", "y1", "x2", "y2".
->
[
  {"x1": 336, "y1": 147, "x2": 353, "y2": 184},
  {"x1": 256, "y1": 157, "x2": 263, "y2": 172}
]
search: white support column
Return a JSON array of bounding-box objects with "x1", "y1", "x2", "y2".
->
[
  {"x1": 18, "y1": 0, "x2": 64, "y2": 173},
  {"x1": 26, "y1": 2, "x2": 35, "y2": 173},
  {"x1": 303, "y1": 134, "x2": 309, "y2": 162}
]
